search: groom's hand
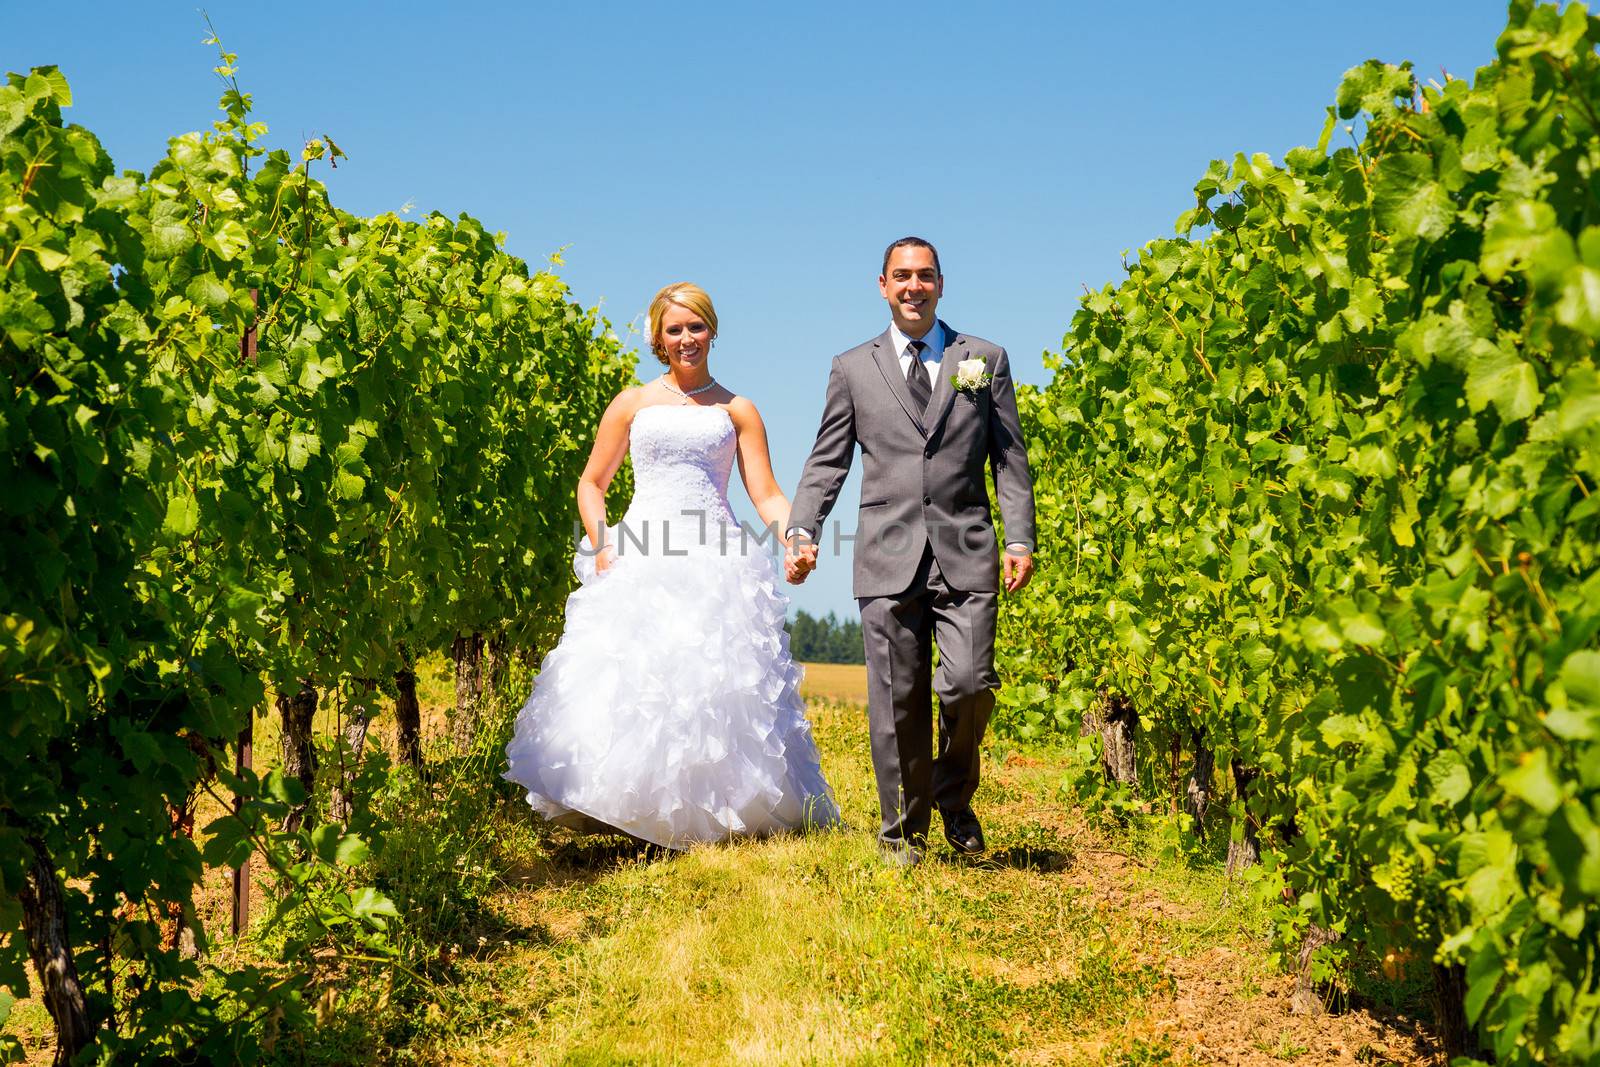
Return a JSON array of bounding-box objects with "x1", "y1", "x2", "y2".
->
[
  {"x1": 1002, "y1": 549, "x2": 1034, "y2": 593},
  {"x1": 784, "y1": 533, "x2": 818, "y2": 585},
  {"x1": 784, "y1": 552, "x2": 814, "y2": 584},
  {"x1": 785, "y1": 545, "x2": 818, "y2": 584}
]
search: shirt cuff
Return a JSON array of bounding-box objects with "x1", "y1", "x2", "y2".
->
[{"x1": 1005, "y1": 542, "x2": 1032, "y2": 555}]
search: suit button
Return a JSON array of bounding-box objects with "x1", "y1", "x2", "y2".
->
[{"x1": 922, "y1": 495, "x2": 931, "y2": 505}]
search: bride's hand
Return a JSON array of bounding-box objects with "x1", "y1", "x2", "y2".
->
[{"x1": 595, "y1": 544, "x2": 617, "y2": 574}]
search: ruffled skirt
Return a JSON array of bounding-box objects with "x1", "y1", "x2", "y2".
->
[{"x1": 503, "y1": 537, "x2": 840, "y2": 849}]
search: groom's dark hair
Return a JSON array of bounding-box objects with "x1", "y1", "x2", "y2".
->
[{"x1": 882, "y1": 236, "x2": 941, "y2": 278}]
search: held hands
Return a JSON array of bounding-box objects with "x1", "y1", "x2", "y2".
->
[
  {"x1": 784, "y1": 534, "x2": 818, "y2": 585},
  {"x1": 1002, "y1": 549, "x2": 1034, "y2": 594}
]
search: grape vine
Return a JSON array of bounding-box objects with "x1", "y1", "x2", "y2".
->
[
  {"x1": 0, "y1": 48, "x2": 632, "y2": 1061},
  {"x1": 997, "y1": 3, "x2": 1600, "y2": 1062}
]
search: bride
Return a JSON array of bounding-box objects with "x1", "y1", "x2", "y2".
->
[{"x1": 503, "y1": 282, "x2": 840, "y2": 848}]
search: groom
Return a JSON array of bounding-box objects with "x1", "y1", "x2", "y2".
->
[{"x1": 785, "y1": 237, "x2": 1035, "y2": 866}]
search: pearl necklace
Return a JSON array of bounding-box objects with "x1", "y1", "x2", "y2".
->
[{"x1": 661, "y1": 374, "x2": 717, "y2": 401}]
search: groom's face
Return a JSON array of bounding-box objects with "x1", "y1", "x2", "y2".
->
[{"x1": 879, "y1": 246, "x2": 942, "y2": 337}]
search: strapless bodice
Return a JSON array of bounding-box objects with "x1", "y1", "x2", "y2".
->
[{"x1": 619, "y1": 404, "x2": 739, "y2": 546}]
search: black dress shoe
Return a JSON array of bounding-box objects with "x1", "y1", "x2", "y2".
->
[{"x1": 942, "y1": 809, "x2": 986, "y2": 855}]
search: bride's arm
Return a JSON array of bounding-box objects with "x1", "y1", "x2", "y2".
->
[
  {"x1": 728, "y1": 398, "x2": 793, "y2": 545},
  {"x1": 577, "y1": 389, "x2": 638, "y2": 569}
]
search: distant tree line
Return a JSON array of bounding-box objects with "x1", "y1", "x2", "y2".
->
[{"x1": 786, "y1": 610, "x2": 865, "y2": 664}]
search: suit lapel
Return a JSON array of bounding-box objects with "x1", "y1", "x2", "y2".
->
[
  {"x1": 925, "y1": 323, "x2": 962, "y2": 440},
  {"x1": 870, "y1": 330, "x2": 927, "y2": 437}
]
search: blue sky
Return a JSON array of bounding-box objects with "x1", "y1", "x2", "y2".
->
[{"x1": 7, "y1": 2, "x2": 1510, "y2": 616}]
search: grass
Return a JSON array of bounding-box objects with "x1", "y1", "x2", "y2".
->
[
  {"x1": 390, "y1": 691, "x2": 1440, "y2": 1066},
  {"x1": 406, "y1": 701, "x2": 1177, "y2": 1065},
  {"x1": 7, "y1": 659, "x2": 1443, "y2": 1066}
]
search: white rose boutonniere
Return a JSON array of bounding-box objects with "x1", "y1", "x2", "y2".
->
[{"x1": 951, "y1": 356, "x2": 992, "y2": 392}]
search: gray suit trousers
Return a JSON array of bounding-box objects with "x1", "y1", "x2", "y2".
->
[{"x1": 859, "y1": 544, "x2": 999, "y2": 846}]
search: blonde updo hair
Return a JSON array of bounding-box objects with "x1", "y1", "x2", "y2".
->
[{"x1": 648, "y1": 282, "x2": 718, "y2": 365}]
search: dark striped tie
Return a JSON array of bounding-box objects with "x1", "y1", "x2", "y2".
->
[{"x1": 905, "y1": 339, "x2": 931, "y2": 415}]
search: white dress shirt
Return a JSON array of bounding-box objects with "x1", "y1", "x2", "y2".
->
[{"x1": 890, "y1": 319, "x2": 946, "y2": 379}]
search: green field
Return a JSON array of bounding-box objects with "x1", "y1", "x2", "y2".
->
[{"x1": 799, "y1": 661, "x2": 871, "y2": 707}]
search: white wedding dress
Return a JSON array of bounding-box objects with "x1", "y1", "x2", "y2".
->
[{"x1": 503, "y1": 403, "x2": 840, "y2": 849}]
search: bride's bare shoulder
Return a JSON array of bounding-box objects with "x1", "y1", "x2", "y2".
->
[
  {"x1": 723, "y1": 394, "x2": 764, "y2": 428},
  {"x1": 605, "y1": 383, "x2": 655, "y2": 421}
]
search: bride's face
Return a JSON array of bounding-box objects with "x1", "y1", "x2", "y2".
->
[{"x1": 658, "y1": 304, "x2": 713, "y2": 372}]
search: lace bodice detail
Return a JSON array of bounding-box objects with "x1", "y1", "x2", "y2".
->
[{"x1": 622, "y1": 404, "x2": 739, "y2": 534}]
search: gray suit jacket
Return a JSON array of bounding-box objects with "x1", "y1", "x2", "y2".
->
[{"x1": 789, "y1": 322, "x2": 1036, "y2": 599}]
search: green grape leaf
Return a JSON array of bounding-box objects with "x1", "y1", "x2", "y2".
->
[
  {"x1": 1556, "y1": 264, "x2": 1600, "y2": 335},
  {"x1": 1426, "y1": 750, "x2": 1473, "y2": 805},
  {"x1": 163, "y1": 492, "x2": 199, "y2": 536},
  {"x1": 147, "y1": 198, "x2": 194, "y2": 259},
  {"x1": 333, "y1": 469, "x2": 365, "y2": 500},
  {"x1": 1481, "y1": 200, "x2": 1572, "y2": 283},
  {"x1": 261, "y1": 767, "x2": 307, "y2": 807},
  {"x1": 0, "y1": 85, "x2": 27, "y2": 139},
  {"x1": 28, "y1": 245, "x2": 70, "y2": 272},
  {"x1": 1560, "y1": 650, "x2": 1600, "y2": 711},
  {"x1": 286, "y1": 431, "x2": 318, "y2": 471},
  {"x1": 349, "y1": 887, "x2": 399, "y2": 925},
  {"x1": 1547, "y1": 803, "x2": 1600, "y2": 896},
  {"x1": 1335, "y1": 61, "x2": 1414, "y2": 119},
  {"x1": 1462, "y1": 341, "x2": 1541, "y2": 421},
  {"x1": 185, "y1": 273, "x2": 229, "y2": 310},
  {"x1": 32, "y1": 65, "x2": 72, "y2": 106},
  {"x1": 118, "y1": 730, "x2": 165, "y2": 773},
  {"x1": 199, "y1": 816, "x2": 252, "y2": 870},
  {"x1": 1373, "y1": 153, "x2": 1452, "y2": 243},
  {"x1": 1389, "y1": 481, "x2": 1420, "y2": 547},
  {"x1": 202, "y1": 218, "x2": 250, "y2": 262},
  {"x1": 1500, "y1": 750, "x2": 1563, "y2": 814},
  {"x1": 311, "y1": 825, "x2": 369, "y2": 867}
]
